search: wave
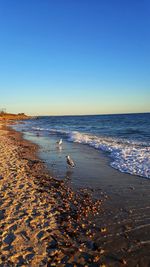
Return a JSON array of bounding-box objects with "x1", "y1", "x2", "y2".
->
[{"x1": 32, "y1": 127, "x2": 150, "y2": 179}]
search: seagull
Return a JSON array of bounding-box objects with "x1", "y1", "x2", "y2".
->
[
  {"x1": 66, "y1": 155, "x2": 75, "y2": 168},
  {"x1": 56, "y1": 138, "x2": 62, "y2": 146}
]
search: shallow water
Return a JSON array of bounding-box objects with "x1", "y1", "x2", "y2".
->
[
  {"x1": 13, "y1": 130, "x2": 148, "y2": 199},
  {"x1": 12, "y1": 113, "x2": 150, "y2": 179}
]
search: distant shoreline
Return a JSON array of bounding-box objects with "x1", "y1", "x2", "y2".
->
[
  {"x1": 1, "y1": 112, "x2": 149, "y2": 119},
  {"x1": 0, "y1": 112, "x2": 31, "y2": 121}
]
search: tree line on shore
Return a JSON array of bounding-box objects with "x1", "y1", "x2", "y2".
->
[{"x1": 0, "y1": 111, "x2": 29, "y2": 120}]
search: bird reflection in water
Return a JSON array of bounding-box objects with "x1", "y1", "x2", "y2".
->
[
  {"x1": 56, "y1": 145, "x2": 62, "y2": 159},
  {"x1": 57, "y1": 145, "x2": 62, "y2": 152}
]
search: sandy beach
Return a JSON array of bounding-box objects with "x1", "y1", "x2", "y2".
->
[
  {"x1": 0, "y1": 122, "x2": 150, "y2": 266},
  {"x1": 0, "y1": 123, "x2": 103, "y2": 266},
  {"x1": 0, "y1": 124, "x2": 58, "y2": 266}
]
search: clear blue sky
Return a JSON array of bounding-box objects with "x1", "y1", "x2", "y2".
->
[{"x1": 0, "y1": 0, "x2": 149, "y2": 115}]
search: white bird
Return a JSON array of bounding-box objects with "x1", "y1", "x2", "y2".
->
[
  {"x1": 56, "y1": 138, "x2": 62, "y2": 146},
  {"x1": 66, "y1": 155, "x2": 75, "y2": 168}
]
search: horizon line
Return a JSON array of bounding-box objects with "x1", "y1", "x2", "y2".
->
[{"x1": 32, "y1": 111, "x2": 150, "y2": 117}]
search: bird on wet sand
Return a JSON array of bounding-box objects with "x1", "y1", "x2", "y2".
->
[
  {"x1": 56, "y1": 138, "x2": 62, "y2": 146},
  {"x1": 66, "y1": 155, "x2": 75, "y2": 168}
]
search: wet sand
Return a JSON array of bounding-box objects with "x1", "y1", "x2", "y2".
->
[{"x1": 0, "y1": 124, "x2": 150, "y2": 266}]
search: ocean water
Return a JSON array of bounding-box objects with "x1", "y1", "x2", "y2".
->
[{"x1": 13, "y1": 113, "x2": 150, "y2": 179}]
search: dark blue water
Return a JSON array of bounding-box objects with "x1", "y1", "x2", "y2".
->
[{"x1": 13, "y1": 113, "x2": 150, "y2": 178}]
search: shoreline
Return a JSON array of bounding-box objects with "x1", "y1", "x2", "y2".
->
[
  {"x1": 0, "y1": 122, "x2": 150, "y2": 266},
  {"x1": 0, "y1": 123, "x2": 104, "y2": 266}
]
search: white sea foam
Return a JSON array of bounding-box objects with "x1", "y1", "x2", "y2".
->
[
  {"x1": 68, "y1": 131, "x2": 150, "y2": 178},
  {"x1": 32, "y1": 127, "x2": 150, "y2": 179}
]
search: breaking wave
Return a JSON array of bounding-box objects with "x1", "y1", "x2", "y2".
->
[{"x1": 32, "y1": 127, "x2": 150, "y2": 179}]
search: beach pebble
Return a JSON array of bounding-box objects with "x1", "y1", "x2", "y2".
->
[
  {"x1": 93, "y1": 255, "x2": 100, "y2": 262},
  {"x1": 120, "y1": 258, "x2": 127, "y2": 265},
  {"x1": 123, "y1": 224, "x2": 131, "y2": 231},
  {"x1": 128, "y1": 210, "x2": 133, "y2": 214},
  {"x1": 100, "y1": 227, "x2": 107, "y2": 233},
  {"x1": 129, "y1": 186, "x2": 135, "y2": 190},
  {"x1": 81, "y1": 223, "x2": 86, "y2": 229}
]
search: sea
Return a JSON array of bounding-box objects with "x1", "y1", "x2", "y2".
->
[{"x1": 12, "y1": 113, "x2": 150, "y2": 183}]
